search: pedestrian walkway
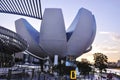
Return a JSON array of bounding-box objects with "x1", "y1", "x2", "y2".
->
[
  {"x1": 89, "y1": 73, "x2": 119, "y2": 80},
  {"x1": 76, "y1": 73, "x2": 120, "y2": 80},
  {"x1": 0, "y1": 71, "x2": 120, "y2": 80}
]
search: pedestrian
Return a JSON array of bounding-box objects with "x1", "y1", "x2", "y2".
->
[
  {"x1": 107, "y1": 73, "x2": 113, "y2": 80},
  {"x1": 94, "y1": 74, "x2": 98, "y2": 80}
]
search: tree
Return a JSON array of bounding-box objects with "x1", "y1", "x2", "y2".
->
[
  {"x1": 76, "y1": 61, "x2": 92, "y2": 79},
  {"x1": 52, "y1": 62, "x2": 76, "y2": 76},
  {"x1": 93, "y1": 53, "x2": 108, "y2": 73},
  {"x1": 0, "y1": 52, "x2": 14, "y2": 67}
]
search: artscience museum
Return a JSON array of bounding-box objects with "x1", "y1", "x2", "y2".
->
[
  {"x1": 15, "y1": 8, "x2": 96, "y2": 59},
  {"x1": 0, "y1": 0, "x2": 96, "y2": 61},
  {"x1": 0, "y1": 0, "x2": 97, "y2": 79}
]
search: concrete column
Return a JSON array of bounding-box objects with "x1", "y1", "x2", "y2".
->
[{"x1": 54, "y1": 55, "x2": 58, "y2": 65}]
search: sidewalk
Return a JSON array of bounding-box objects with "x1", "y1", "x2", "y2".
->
[
  {"x1": 90, "y1": 73, "x2": 119, "y2": 80},
  {"x1": 77, "y1": 73, "x2": 120, "y2": 80},
  {"x1": 0, "y1": 72, "x2": 120, "y2": 80}
]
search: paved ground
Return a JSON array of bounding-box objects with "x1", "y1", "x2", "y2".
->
[
  {"x1": 0, "y1": 72, "x2": 120, "y2": 80},
  {"x1": 79, "y1": 73, "x2": 120, "y2": 80}
]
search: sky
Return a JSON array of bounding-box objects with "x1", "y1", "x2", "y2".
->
[{"x1": 0, "y1": 0, "x2": 120, "y2": 62}]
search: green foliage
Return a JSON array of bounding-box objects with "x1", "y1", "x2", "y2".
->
[
  {"x1": 52, "y1": 62, "x2": 76, "y2": 76},
  {"x1": 76, "y1": 61, "x2": 92, "y2": 75},
  {"x1": 93, "y1": 53, "x2": 108, "y2": 72},
  {"x1": 0, "y1": 52, "x2": 14, "y2": 67},
  {"x1": 53, "y1": 65, "x2": 59, "y2": 72},
  {"x1": 15, "y1": 58, "x2": 23, "y2": 62}
]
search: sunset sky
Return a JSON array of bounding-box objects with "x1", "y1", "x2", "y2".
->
[{"x1": 0, "y1": 0, "x2": 120, "y2": 62}]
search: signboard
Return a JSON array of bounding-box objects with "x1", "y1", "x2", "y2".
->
[{"x1": 70, "y1": 70, "x2": 76, "y2": 80}]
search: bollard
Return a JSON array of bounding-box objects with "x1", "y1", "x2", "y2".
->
[
  {"x1": 22, "y1": 69, "x2": 25, "y2": 80},
  {"x1": 31, "y1": 68, "x2": 35, "y2": 80},
  {"x1": 7, "y1": 69, "x2": 12, "y2": 80},
  {"x1": 38, "y1": 71, "x2": 41, "y2": 80}
]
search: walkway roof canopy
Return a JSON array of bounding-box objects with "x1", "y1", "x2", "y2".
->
[{"x1": 0, "y1": 0, "x2": 42, "y2": 19}]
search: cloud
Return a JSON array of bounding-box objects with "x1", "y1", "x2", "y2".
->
[
  {"x1": 91, "y1": 44, "x2": 120, "y2": 62},
  {"x1": 111, "y1": 33, "x2": 120, "y2": 42},
  {"x1": 92, "y1": 46, "x2": 119, "y2": 55},
  {"x1": 77, "y1": 31, "x2": 120, "y2": 62},
  {"x1": 99, "y1": 31, "x2": 111, "y2": 34},
  {"x1": 99, "y1": 31, "x2": 120, "y2": 42}
]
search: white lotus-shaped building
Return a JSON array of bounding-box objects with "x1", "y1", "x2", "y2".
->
[{"x1": 15, "y1": 8, "x2": 96, "y2": 59}]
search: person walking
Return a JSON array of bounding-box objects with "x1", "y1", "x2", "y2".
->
[{"x1": 107, "y1": 73, "x2": 113, "y2": 80}]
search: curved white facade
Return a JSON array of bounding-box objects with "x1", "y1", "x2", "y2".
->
[
  {"x1": 15, "y1": 8, "x2": 96, "y2": 59},
  {"x1": 67, "y1": 8, "x2": 96, "y2": 57},
  {"x1": 40, "y1": 8, "x2": 67, "y2": 58},
  {"x1": 15, "y1": 19, "x2": 48, "y2": 58}
]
